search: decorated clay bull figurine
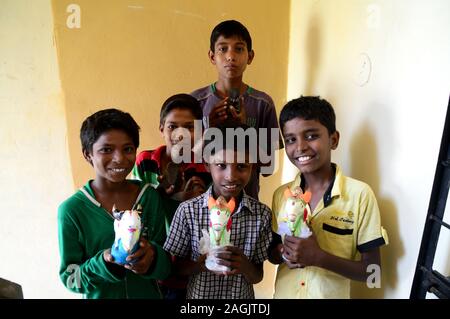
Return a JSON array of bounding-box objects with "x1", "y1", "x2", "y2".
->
[
  {"x1": 207, "y1": 196, "x2": 236, "y2": 247},
  {"x1": 111, "y1": 204, "x2": 143, "y2": 265},
  {"x1": 278, "y1": 187, "x2": 312, "y2": 238}
]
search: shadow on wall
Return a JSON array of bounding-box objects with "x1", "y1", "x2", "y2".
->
[
  {"x1": 348, "y1": 113, "x2": 404, "y2": 298},
  {"x1": 304, "y1": 13, "x2": 321, "y2": 95}
]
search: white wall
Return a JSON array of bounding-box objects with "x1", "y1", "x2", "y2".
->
[
  {"x1": 0, "y1": 0, "x2": 75, "y2": 298},
  {"x1": 287, "y1": 0, "x2": 450, "y2": 298}
]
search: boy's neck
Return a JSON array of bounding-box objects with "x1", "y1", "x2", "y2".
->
[
  {"x1": 211, "y1": 186, "x2": 243, "y2": 205},
  {"x1": 91, "y1": 178, "x2": 132, "y2": 194},
  {"x1": 215, "y1": 79, "x2": 247, "y2": 97},
  {"x1": 301, "y1": 165, "x2": 335, "y2": 212},
  {"x1": 301, "y1": 164, "x2": 335, "y2": 194}
]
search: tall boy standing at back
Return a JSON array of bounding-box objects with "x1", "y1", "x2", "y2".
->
[
  {"x1": 191, "y1": 20, "x2": 282, "y2": 200},
  {"x1": 269, "y1": 96, "x2": 388, "y2": 298}
]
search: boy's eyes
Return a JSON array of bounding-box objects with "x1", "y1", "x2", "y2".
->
[
  {"x1": 237, "y1": 163, "x2": 250, "y2": 170},
  {"x1": 284, "y1": 134, "x2": 319, "y2": 144},
  {"x1": 167, "y1": 124, "x2": 195, "y2": 131},
  {"x1": 217, "y1": 46, "x2": 245, "y2": 53},
  {"x1": 99, "y1": 147, "x2": 112, "y2": 153},
  {"x1": 215, "y1": 163, "x2": 249, "y2": 170},
  {"x1": 284, "y1": 137, "x2": 296, "y2": 144},
  {"x1": 124, "y1": 146, "x2": 136, "y2": 153},
  {"x1": 98, "y1": 146, "x2": 135, "y2": 153},
  {"x1": 305, "y1": 133, "x2": 319, "y2": 140}
]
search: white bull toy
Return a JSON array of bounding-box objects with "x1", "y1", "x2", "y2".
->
[{"x1": 111, "y1": 204, "x2": 143, "y2": 265}]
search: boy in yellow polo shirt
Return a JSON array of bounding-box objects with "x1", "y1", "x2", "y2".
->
[{"x1": 269, "y1": 96, "x2": 388, "y2": 298}]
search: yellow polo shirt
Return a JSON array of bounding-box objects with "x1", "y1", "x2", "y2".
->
[{"x1": 272, "y1": 164, "x2": 388, "y2": 299}]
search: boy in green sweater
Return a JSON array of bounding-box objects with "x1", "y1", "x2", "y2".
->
[{"x1": 58, "y1": 108, "x2": 170, "y2": 298}]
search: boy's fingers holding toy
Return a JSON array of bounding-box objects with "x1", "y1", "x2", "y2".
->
[
  {"x1": 157, "y1": 175, "x2": 175, "y2": 195},
  {"x1": 103, "y1": 249, "x2": 115, "y2": 263},
  {"x1": 198, "y1": 254, "x2": 207, "y2": 263},
  {"x1": 197, "y1": 254, "x2": 208, "y2": 272},
  {"x1": 216, "y1": 258, "x2": 233, "y2": 268},
  {"x1": 228, "y1": 105, "x2": 238, "y2": 118},
  {"x1": 282, "y1": 243, "x2": 296, "y2": 259},
  {"x1": 285, "y1": 259, "x2": 301, "y2": 269},
  {"x1": 127, "y1": 239, "x2": 150, "y2": 261},
  {"x1": 209, "y1": 101, "x2": 229, "y2": 126},
  {"x1": 284, "y1": 235, "x2": 303, "y2": 250},
  {"x1": 126, "y1": 243, "x2": 155, "y2": 274},
  {"x1": 228, "y1": 100, "x2": 246, "y2": 125}
]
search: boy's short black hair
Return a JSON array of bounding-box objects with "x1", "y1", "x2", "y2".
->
[
  {"x1": 210, "y1": 20, "x2": 252, "y2": 52},
  {"x1": 203, "y1": 120, "x2": 254, "y2": 161},
  {"x1": 160, "y1": 93, "x2": 203, "y2": 126},
  {"x1": 80, "y1": 108, "x2": 140, "y2": 154},
  {"x1": 280, "y1": 96, "x2": 336, "y2": 134}
]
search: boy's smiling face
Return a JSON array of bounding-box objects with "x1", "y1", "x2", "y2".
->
[
  {"x1": 282, "y1": 117, "x2": 339, "y2": 175},
  {"x1": 207, "y1": 149, "x2": 252, "y2": 201},
  {"x1": 160, "y1": 108, "x2": 196, "y2": 155},
  {"x1": 209, "y1": 35, "x2": 254, "y2": 81},
  {"x1": 84, "y1": 129, "x2": 136, "y2": 183}
]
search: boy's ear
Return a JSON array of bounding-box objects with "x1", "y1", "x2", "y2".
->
[
  {"x1": 159, "y1": 123, "x2": 164, "y2": 135},
  {"x1": 205, "y1": 162, "x2": 211, "y2": 173},
  {"x1": 83, "y1": 149, "x2": 93, "y2": 166},
  {"x1": 330, "y1": 131, "x2": 340, "y2": 150},
  {"x1": 247, "y1": 50, "x2": 255, "y2": 65},
  {"x1": 208, "y1": 50, "x2": 216, "y2": 65}
]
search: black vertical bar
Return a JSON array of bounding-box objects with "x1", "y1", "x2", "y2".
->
[{"x1": 410, "y1": 97, "x2": 450, "y2": 299}]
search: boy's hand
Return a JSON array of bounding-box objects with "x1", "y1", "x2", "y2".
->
[
  {"x1": 283, "y1": 233, "x2": 324, "y2": 267},
  {"x1": 157, "y1": 174, "x2": 175, "y2": 195},
  {"x1": 181, "y1": 175, "x2": 207, "y2": 200},
  {"x1": 214, "y1": 246, "x2": 252, "y2": 276},
  {"x1": 228, "y1": 96, "x2": 247, "y2": 125},
  {"x1": 124, "y1": 239, "x2": 155, "y2": 275},
  {"x1": 169, "y1": 175, "x2": 206, "y2": 201},
  {"x1": 197, "y1": 254, "x2": 208, "y2": 273},
  {"x1": 103, "y1": 248, "x2": 117, "y2": 264},
  {"x1": 208, "y1": 99, "x2": 229, "y2": 127}
]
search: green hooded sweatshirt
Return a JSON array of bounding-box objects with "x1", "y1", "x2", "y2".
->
[{"x1": 58, "y1": 180, "x2": 171, "y2": 298}]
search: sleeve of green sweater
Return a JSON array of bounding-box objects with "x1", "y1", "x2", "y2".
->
[
  {"x1": 58, "y1": 204, "x2": 124, "y2": 295},
  {"x1": 139, "y1": 189, "x2": 171, "y2": 280}
]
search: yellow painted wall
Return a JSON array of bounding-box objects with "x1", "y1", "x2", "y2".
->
[
  {"x1": 51, "y1": 0, "x2": 289, "y2": 190},
  {"x1": 287, "y1": 0, "x2": 450, "y2": 298},
  {"x1": 0, "y1": 0, "x2": 74, "y2": 298},
  {"x1": 51, "y1": 0, "x2": 290, "y2": 298}
]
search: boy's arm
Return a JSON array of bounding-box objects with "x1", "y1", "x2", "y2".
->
[
  {"x1": 283, "y1": 234, "x2": 381, "y2": 282},
  {"x1": 268, "y1": 232, "x2": 284, "y2": 264},
  {"x1": 58, "y1": 207, "x2": 125, "y2": 294},
  {"x1": 172, "y1": 255, "x2": 207, "y2": 276},
  {"x1": 268, "y1": 188, "x2": 284, "y2": 264},
  {"x1": 163, "y1": 202, "x2": 196, "y2": 274},
  {"x1": 318, "y1": 247, "x2": 380, "y2": 282}
]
